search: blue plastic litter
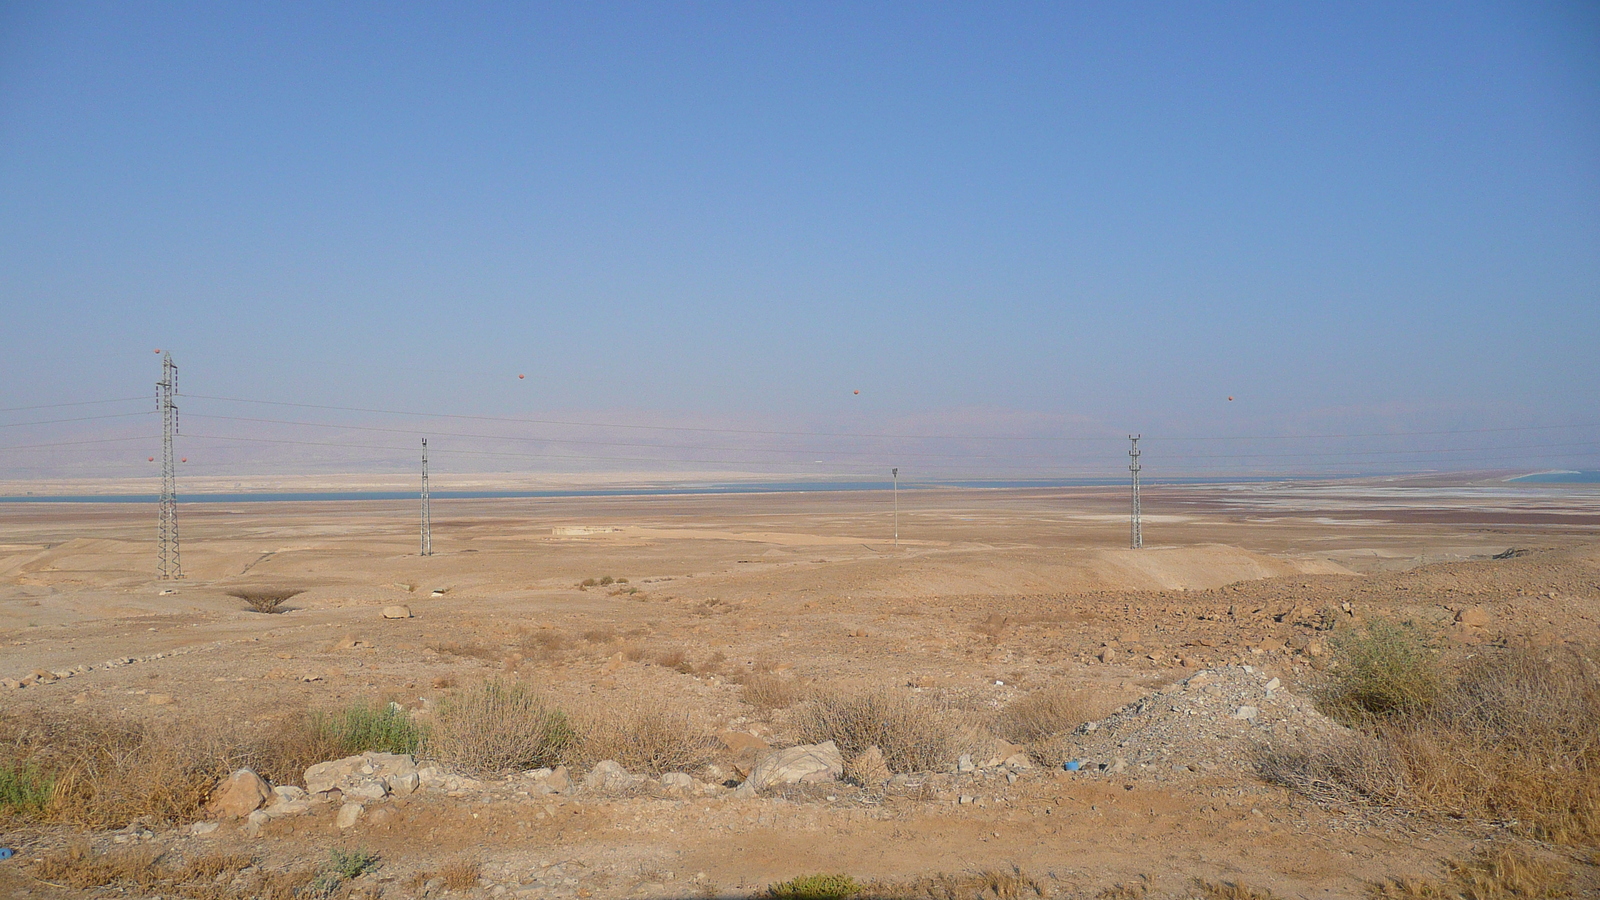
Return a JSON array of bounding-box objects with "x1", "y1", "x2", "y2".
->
[
  {"x1": 0, "y1": 848, "x2": 14, "y2": 861},
  {"x1": 1064, "y1": 760, "x2": 1082, "y2": 771}
]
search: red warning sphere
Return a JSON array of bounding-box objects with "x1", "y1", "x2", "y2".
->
[
  {"x1": 153, "y1": 349, "x2": 161, "y2": 354},
  {"x1": 853, "y1": 390, "x2": 860, "y2": 395},
  {"x1": 148, "y1": 457, "x2": 155, "y2": 462},
  {"x1": 1228, "y1": 396, "x2": 1234, "y2": 401},
  {"x1": 180, "y1": 458, "x2": 187, "y2": 463},
  {"x1": 518, "y1": 374, "x2": 525, "y2": 379}
]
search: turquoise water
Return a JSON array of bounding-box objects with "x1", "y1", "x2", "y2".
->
[
  {"x1": 0, "y1": 476, "x2": 1307, "y2": 504},
  {"x1": 1507, "y1": 471, "x2": 1600, "y2": 484}
]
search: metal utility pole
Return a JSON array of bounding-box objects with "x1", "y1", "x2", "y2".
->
[
  {"x1": 420, "y1": 438, "x2": 432, "y2": 556},
  {"x1": 156, "y1": 352, "x2": 182, "y2": 579},
  {"x1": 891, "y1": 467, "x2": 899, "y2": 548},
  {"x1": 1128, "y1": 434, "x2": 1142, "y2": 550}
]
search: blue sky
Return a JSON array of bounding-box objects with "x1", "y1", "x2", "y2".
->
[{"x1": 1, "y1": 2, "x2": 1597, "y2": 479}]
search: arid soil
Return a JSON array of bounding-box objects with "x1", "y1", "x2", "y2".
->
[{"x1": 2, "y1": 479, "x2": 1598, "y2": 899}]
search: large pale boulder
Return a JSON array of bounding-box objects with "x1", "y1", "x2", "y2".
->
[
  {"x1": 304, "y1": 751, "x2": 418, "y2": 801},
  {"x1": 582, "y1": 759, "x2": 645, "y2": 793},
  {"x1": 735, "y1": 741, "x2": 843, "y2": 795},
  {"x1": 206, "y1": 768, "x2": 272, "y2": 819}
]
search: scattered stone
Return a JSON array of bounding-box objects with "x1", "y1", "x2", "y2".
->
[
  {"x1": 1455, "y1": 606, "x2": 1491, "y2": 628},
  {"x1": 206, "y1": 768, "x2": 272, "y2": 819},
  {"x1": 1098, "y1": 647, "x2": 1118, "y2": 664},
  {"x1": 583, "y1": 760, "x2": 645, "y2": 793},
  {"x1": 660, "y1": 772, "x2": 694, "y2": 792},
  {"x1": 1233, "y1": 706, "x2": 1259, "y2": 721},
  {"x1": 336, "y1": 801, "x2": 365, "y2": 829},
  {"x1": 381, "y1": 605, "x2": 413, "y2": 619},
  {"x1": 957, "y1": 753, "x2": 975, "y2": 773},
  {"x1": 187, "y1": 821, "x2": 220, "y2": 836},
  {"x1": 0, "y1": 679, "x2": 20, "y2": 690},
  {"x1": 305, "y1": 751, "x2": 417, "y2": 801}
]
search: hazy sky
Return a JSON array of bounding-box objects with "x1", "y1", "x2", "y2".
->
[{"x1": 2, "y1": 2, "x2": 1597, "y2": 480}]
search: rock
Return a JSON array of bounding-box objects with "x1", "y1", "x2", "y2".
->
[
  {"x1": 1264, "y1": 677, "x2": 1281, "y2": 693},
  {"x1": 716, "y1": 731, "x2": 770, "y2": 753},
  {"x1": 847, "y1": 745, "x2": 891, "y2": 786},
  {"x1": 188, "y1": 821, "x2": 220, "y2": 836},
  {"x1": 1, "y1": 679, "x2": 20, "y2": 690},
  {"x1": 957, "y1": 753, "x2": 975, "y2": 773},
  {"x1": 261, "y1": 799, "x2": 314, "y2": 819},
  {"x1": 582, "y1": 760, "x2": 644, "y2": 792},
  {"x1": 206, "y1": 768, "x2": 273, "y2": 818},
  {"x1": 1233, "y1": 706, "x2": 1259, "y2": 721},
  {"x1": 305, "y1": 751, "x2": 417, "y2": 800},
  {"x1": 387, "y1": 771, "x2": 420, "y2": 796},
  {"x1": 1455, "y1": 606, "x2": 1491, "y2": 628},
  {"x1": 1003, "y1": 753, "x2": 1034, "y2": 769},
  {"x1": 545, "y1": 765, "x2": 572, "y2": 793},
  {"x1": 381, "y1": 605, "x2": 412, "y2": 619},
  {"x1": 336, "y1": 801, "x2": 365, "y2": 829},
  {"x1": 660, "y1": 772, "x2": 694, "y2": 792},
  {"x1": 1098, "y1": 647, "x2": 1118, "y2": 664},
  {"x1": 273, "y1": 785, "x2": 309, "y2": 803},
  {"x1": 739, "y1": 741, "x2": 844, "y2": 794},
  {"x1": 977, "y1": 738, "x2": 1026, "y2": 768}
]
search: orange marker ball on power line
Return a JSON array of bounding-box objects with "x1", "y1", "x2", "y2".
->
[
  {"x1": 518, "y1": 374, "x2": 525, "y2": 379},
  {"x1": 148, "y1": 457, "x2": 155, "y2": 462},
  {"x1": 853, "y1": 390, "x2": 860, "y2": 395},
  {"x1": 181, "y1": 458, "x2": 187, "y2": 463}
]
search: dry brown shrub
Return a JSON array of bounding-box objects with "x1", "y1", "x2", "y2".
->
[
  {"x1": 572, "y1": 701, "x2": 716, "y2": 775},
  {"x1": 582, "y1": 628, "x2": 617, "y2": 644},
  {"x1": 861, "y1": 866, "x2": 1044, "y2": 900},
  {"x1": 520, "y1": 629, "x2": 568, "y2": 663},
  {"x1": 795, "y1": 686, "x2": 971, "y2": 774},
  {"x1": 741, "y1": 673, "x2": 805, "y2": 711},
  {"x1": 622, "y1": 642, "x2": 647, "y2": 662},
  {"x1": 994, "y1": 685, "x2": 1093, "y2": 745},
  {"x1": 1259, "y1": 731, "x2": 1413, "y2": 806},
  {"x1": 440, "y1": 858, "x2": 483, "y2": 891},
  {"x1": 428, "y1": 641, "x2": 502, "y2": 661},
  {"x1": 424, "y1": 680, "x2": 575, "y2": 775},
  {"x1": 1368, "y1": 845, "x2": 1573, "y2": 899},
  {"x1": 226, "y1": 586, "x2": 304, "y2": 614},
  {"x1": 654, "y1": 648, "x2": 693, "y2": 673},
  {"x1": 1095, "y1": 883, "x2": 1148, "y2": 900}
]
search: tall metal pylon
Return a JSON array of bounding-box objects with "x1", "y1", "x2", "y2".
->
[
  {"x1": 891, "y1": 467, "x2": 899, "y2": 548},
  {"x1": 420, "y1": 438, "x2": 432, "y2": 556},
  {"x1": 157, "y1": 352, "x2": 182, "y2": 579},
  {"x1": 1128, "y1": 434, "x2": 1142, "y2": 550}
]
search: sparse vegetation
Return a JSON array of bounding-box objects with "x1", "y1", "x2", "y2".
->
[
  {"x1": 0, "y1": 760, "x2": 52, "y2": 816},
  {"x1": 425, "y1": 680, "x2": 575, "y2": 775},
  {"x1": 1318, "y1": 618, "x2": 1442, "y2": 722},
  {"x1": 795, "y1": 687, "x2": 969, "y2": 774},
  {"x1": 439, "y1": 858, "x2": 484, "y2": 891},
  {"x1": 861, "y1": 866, "x2": 1044, "y2": 900},
  {"x1": 1368, "y1": 846, "x2": 1573, "y2": 899},
  {"x1": 574, "y1": 701, "x2": 717, "y2": 775},
  {"x1": 228, "y1": 586, "x2": 304, "y2": 614},
  {"x1": 30, "y1": 845, "x2": 312, "y2": 899},
  {"x1": 768, "y1": 873, "x2": 860, "y2": 900},
  {"x1": 1275, "y1": 639, "x2": 1600, "y2": 846},
  {"x1": 741, "y1": 673, "x2": 804, "y2": 711},
  {"x1": 994, "y1": 684, "x2": 1092, "y2": 745},
  {"x1": 1192, "y1": 879, "x2": 1286, "y2": 900},
  {"x1": 312, "y1": 700, "x2": 425, "y2": 756}
]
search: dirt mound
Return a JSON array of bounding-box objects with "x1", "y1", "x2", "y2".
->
[{"x1": 1042, "y1": 666, "x2": 1347, "y2": 781}]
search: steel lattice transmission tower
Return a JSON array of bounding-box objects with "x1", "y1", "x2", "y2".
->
[
  {"x1": 420, "y1": 438, "x2": 432, "y2": 556},
  {"x1": 1128, "y1": 434, "x2": 1142, "y2": 550},
  {"x1": 157, "y1": 352, "x2": 183, "y2": 579}
]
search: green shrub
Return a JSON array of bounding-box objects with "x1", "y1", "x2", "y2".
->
[
  {"x1": 0, "y1": 761, "x2": 53, "y2": 815},
  {"x1": 314, "y1": 701, "x2": 424, "y2": 756},
  {"x1": 1319, "y1": 618, "x2": 1441, "y2": 722},
  {"x1": 768, "y1": 873, "x2": 859, "y2": 900}
]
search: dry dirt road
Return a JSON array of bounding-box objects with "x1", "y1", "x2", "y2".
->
[{"x1": 2, "y1": 479, "x2": 1598, "y2": 899}]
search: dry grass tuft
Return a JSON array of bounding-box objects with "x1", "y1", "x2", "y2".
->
[
  {"x1": 654, "y1": 648, "x2": 694, "y2": 673},
  {"x1": 439, "y1": 858, "x2": 483, "y2": 891},
  {"x1": 1368, "y1": 846, "x2": 1573, "y2": 899},
  {"x1": 424, "y1": 680, "x2": 575, "y2": 775},
  {"x1": 226, "y1": 586, "x2": 304, "y2": 614},
  {"x1": 994, "y1": 684, "x2": 1093, "y2": 745},
  {"x1": 573, "y1": 701, "x2": 717, "y2": 775},
  {"x1": 1318, "y1": 618, "x2": 1442, "y2": 722},
  {"x1": 1260, "y1": 731, "x2": 1413, "y2": 806},
  {"x1": 861, "y1": 866, "x2": 1044, "y2": 900},
  {"x1": 1192, "y1": 879, "x2": 1286, "y2": 900},
  {"x1": 795, "y1": 686, "x2": 969, "y2": 774},
  {"x1": 29, "y1": 845, "x2": 314, "y2": 899},
  {"x1": 741, "y1": 673, "x2": 805, "y2": 711}
]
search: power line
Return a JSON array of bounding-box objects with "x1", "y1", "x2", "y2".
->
[
  {"x1": 179, "y1": 392, "x2": 1600, "y2": 443},
  {"x1": 0, "y1": 397, "x2": 149, "y2": 414},
  {"x1": 0, "y1": 412, "x2": 154, "y2": 429}
]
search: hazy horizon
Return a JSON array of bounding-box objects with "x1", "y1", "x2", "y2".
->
[{"x1": 3, "y1": 3, "x2": 1597, "y2": 482}]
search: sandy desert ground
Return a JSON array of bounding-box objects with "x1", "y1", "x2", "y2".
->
[{"x1": 1, "y1": 478, "x2": 1598, "y2": 899}]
